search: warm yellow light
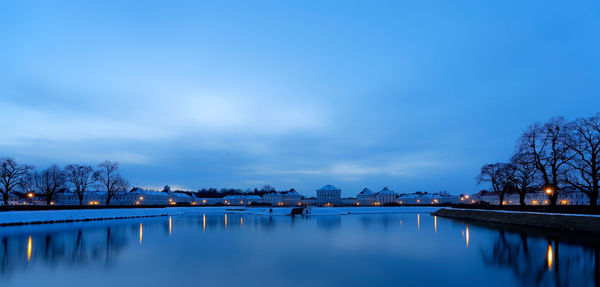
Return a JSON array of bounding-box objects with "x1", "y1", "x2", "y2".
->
[
  {"x1": 502, "y1": 201, "x2": 507, "y2": 205},
  {"x1": 417, "y1": 214, "x2": 420, "y2": 230},
  {"x1": 50, "y1": 202, "x2": 55, "y2": 205},
  {"x1": 27, "y1": 236, "x2": 32, "y2": 261},
  {"x1": 27, "y1": 193, "x2": 34, "y2": 198},
  {"x1": 561, "y1": 200, "x2": 568, "y2": 205},
  {"x1": 202, "y1": 200, "x2": 207, "y2": 204},
  {"x1": 203, "y1": 214, "x2": 206, "y2": 232},
  {"x1": 532, "y1": 200, "x2": 538, "y2": 205},
  {"x1": 139, "y1": 223, "x2": 143, "y2": 245},
  {"x1": 466, "y1": 227, "x2": 470, "y2": 247},
  {"x1": 224, "y1": 214, "x2": 228, "y2": 228},
  {"x1": 169, "y1": 216, "x2": 172, "y2": 236},
  {"x1": 547, "y1": 243, "x2": 553, "y2": 270},
  {"x1": 545, "y1": 188, "x2": 552, "y2": 195},
  {"x1": 465, "y1": 195, "x2": 470, "y2": 199},
  {"x1": 416, "y1": 199, "x2": 420, "y2": 203},
  {"x1": 434, "y1": 216, "x2": 437, "y2": 233},
  {"x1": 139, "y1": 196, "x2": 144, "y2": 200}
]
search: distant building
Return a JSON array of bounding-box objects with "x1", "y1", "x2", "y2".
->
[
  {"x1": 317, "y1": 185, "x2": 341, "y2": 206},
  {"x1": 397, "y1": 193, "x2": 461, "y2": 205},
  {"x1": 300, "y1": 197, "x2": 317, "y2": 206},
  {"x1": 262, "y1": 191, "x2": 283, "y2": 206},
  {"x1": 341, "y1": 197, "x2": 358, "y2": 206},
  {"x1": 476, "y1": 189, "x2": 598, "y2": 206},
  {"x1": 222, "y1": 195, "x2": 262, "y2": 206},
  {"x1": 357, "y1": 188, "x2": 376, "y2": 206},
  {"x1": 53, "y1": 187, "x2": 195, "y2": 205},
  {"x1": 281, "y1": 189, "x2": 302, "y2": 206},
  {"x1": 375, "y1": 187, "x2": 396, "y2": 205},
  {"x1": 0, "y1": 192, "x2": 21, "y2": 205}
]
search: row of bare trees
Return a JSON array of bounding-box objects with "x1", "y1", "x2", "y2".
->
[
  {"x1": 0, "y1": 159, "x2": 129, "y2": 205},
  {"x1": 477, "y1": 114, "x2": 600, "y2": 206}
]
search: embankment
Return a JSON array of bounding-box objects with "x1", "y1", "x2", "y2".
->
[{"x1": 433, "y1": 208, "x2": 600, "y2": 234}]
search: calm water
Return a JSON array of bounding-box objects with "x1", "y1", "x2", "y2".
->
[{"x1": 0, "y1": 211, "x2": 598, "y2": 287}]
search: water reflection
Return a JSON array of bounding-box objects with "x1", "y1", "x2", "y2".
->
[
  {"x1": 0, "y1": 213, "x2": 599, "y2": 287},
  {"x1": 139, "y1": 223, "x2": 143, "y2": 245},
  {"x1": 547, "y1": 243, "x2": 553, "y2": 271},
  {"x1": 478, "y1": 223, "x2": 600, "y2": 287}
]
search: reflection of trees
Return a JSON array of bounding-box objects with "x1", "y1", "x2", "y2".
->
[
  {"x1": 481, "y1": 229, "x2": 600, "y2": 287},
  {"x1": 0, "y1": 225, "x2": 130, "y2": 277}
]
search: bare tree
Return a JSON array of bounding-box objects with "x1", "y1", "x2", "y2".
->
[
  {"x1": 33, "y1": 164, "x2": 67, "y2": 205},
  {"x1": 93, "y1": 161, "x2": 129, "y2": 205},
  {"x1": 0, "y1": 158, "x2": 32, "y2": 205},
  {"x1": 564, "y1": 114, "x2": 600, "y2": 206},
  {"x1": 477, "y1": 163, "x2": 514, "y2": 205},
  {"x1": 518, "y1": 117, "x2": 571, "y2": 206},
  {"x1": 510, "y1": 151, "x2": 539, "y2": 206},
  {"x1": 65, "y1": 164, "x2": 96, "y2": 205}
]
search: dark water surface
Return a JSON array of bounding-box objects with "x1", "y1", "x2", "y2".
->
[{"x1": 1, "y1": 211, "x2": 598, "y2": 287}]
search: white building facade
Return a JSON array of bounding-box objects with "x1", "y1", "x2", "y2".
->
[{"x1": 317, "y1": 185, "x2": 342, "y2": 206}]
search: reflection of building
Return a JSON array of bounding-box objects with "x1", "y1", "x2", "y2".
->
[
  {"x1": 317, "y1": 185, "x2": 341, "y2": 206},
  {"x1": 375, "y1": 187, "x2": 396, "y2": 205},
  {"x1": 357, "y1": 188, "x2": 375, "y2": 206}
]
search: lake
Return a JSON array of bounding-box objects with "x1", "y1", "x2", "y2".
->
[{"x1": 1, "y1": 210, "x2": 598, "y2": 287}]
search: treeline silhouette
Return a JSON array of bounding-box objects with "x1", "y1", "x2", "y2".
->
[{"x1": 477, "y1": 113, "x2": 600, "y2": 206}]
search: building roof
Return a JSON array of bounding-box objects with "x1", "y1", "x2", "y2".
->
[
  {"x1": 357, "y1": 188, "x2": 374, "y2": 196},
  {"x1": 317, "y1": 185, "x2": 341, "y2": 191},
  {"x1": 377, "y1": 187, "x2": 396, "y2": 195}
]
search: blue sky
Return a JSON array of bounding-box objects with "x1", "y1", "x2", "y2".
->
[{"x1": 1, "y1": 0, "x2": 599, "y2": 196}]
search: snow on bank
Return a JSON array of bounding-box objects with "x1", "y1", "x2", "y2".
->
[{"x1": 0, "y1": 206, "x2": 442, "y2": 226}]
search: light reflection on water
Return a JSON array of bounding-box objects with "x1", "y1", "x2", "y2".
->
[{"x1": 0, "y1": 212, "x2": 599, "y2": 287}]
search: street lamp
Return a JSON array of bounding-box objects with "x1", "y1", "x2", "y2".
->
[{"x1": 545, "y1": 188, "x2": 553, "y2": 196}]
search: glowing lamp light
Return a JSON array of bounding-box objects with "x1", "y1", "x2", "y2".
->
[
  {"x1": 545, "y1": 188, "x2": 553, "y2": 195},
  {"x1": 27, "y1": 193, "x2": 34, "y2": 198}
]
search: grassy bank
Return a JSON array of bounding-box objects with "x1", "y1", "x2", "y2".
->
[{"x1": 434, "y1": 208, "x2": 600, "y2": 234}]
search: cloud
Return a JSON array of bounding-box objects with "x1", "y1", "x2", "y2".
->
[{"x1": 249, "y1": 153, "x2": 445, "y2": 181}]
